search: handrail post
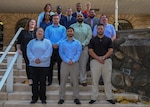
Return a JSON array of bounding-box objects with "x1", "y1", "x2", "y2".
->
[
  {"x1": 6, "y1": 57, "x2": 13, "y2": 93},
  {"x1": 17, "y1": 54, "x2": 22, "y2": 70}
]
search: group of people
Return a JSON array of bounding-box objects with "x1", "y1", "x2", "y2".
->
[{"x1": 16, "y1": 1, "x2": 116, "y2": 105}]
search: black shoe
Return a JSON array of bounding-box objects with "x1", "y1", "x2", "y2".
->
[
  {"x1": 86, "y1": 66, "x2": 90, "y2": 71},
  {"x1": 99, "y1": 81, "x2": 104, "y2": 85},
  {"x1": 107, "y1": 100, "x2": 116, "y2": 104},
  {"x1": 41, "y1": 100, "x2": 47, "y2": 104},
  {"x1": 74, "y1": 99, "x2": 81, "y2": 104},
  {"x1": 47, "y1": 82, "x2": 52, "y2": 86},
  {"x1": 30, "y1": 100, "x2": 37, "y2": 104},
  {"x1": 89, "y1": 100, "x2": 96, "y2": 104},
  {"x1": 58, "y1": 99, "x2": 64, "y2": 104},
  {"x1": 29, "y1": 84, "x2": 33, "y2": 86}
]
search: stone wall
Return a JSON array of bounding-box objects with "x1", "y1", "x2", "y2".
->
[
  {"x1": 112, "y1": 28, "x2": 150, "y2": 97},
  {"x1": 0, "y1": 13, "x2": 150, "y2": 46}
]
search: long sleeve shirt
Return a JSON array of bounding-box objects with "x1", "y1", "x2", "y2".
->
[
  {"x1": 45, "y1": 24, "x2": 66, "y2": 45},
  {"x1": 93, "y1": 23, "x2": 116, "y2": 39},
  {"x1": 27, "y1": 38, "x2": 52, "y2": 67},
  {"x1": 59, "y1": 38, "x2": 82, "y2": 63},
  {"x1": 40, "y1": 21, "x2": 52, "y2": 31},
  {"x1": 16, "y1": 30, "x2": 36, "y2": 53},
  {"x1": 70, "y1": 22, "x2": 92, "y2": 46},
  {"x1": 37, "y1": 11, "x2": 55, "y2": 27}
]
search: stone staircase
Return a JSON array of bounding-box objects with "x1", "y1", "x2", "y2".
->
[{"x1": 0, "y1": 60, "x2": 150, "y2": 107}]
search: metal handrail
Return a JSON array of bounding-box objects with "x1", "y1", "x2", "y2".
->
[
  {"x1": 0, "y1": 52, "x2": 16, "y2": 55},
  {"x1": 0, "y1": 27, "x2": 23, "y2": 64},
  {"x1": 0, "y1": 27, "x2": 23, "y2": 92},
  {"x1": 0, "y1": 52, "x2": 18, "y2": 90}
]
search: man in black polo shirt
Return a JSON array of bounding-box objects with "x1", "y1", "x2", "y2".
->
[{"x1": 88, "y1": 24, "x2": 115, "y2": 104}]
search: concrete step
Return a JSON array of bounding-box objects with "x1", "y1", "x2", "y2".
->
[
  {"x1": 0, "y1": 69, "x2": 60, "y2": 77},
  {"x1": 7, "y1": 91, "x2": 139, "y2": 100},
  {"x1": 13, "y1": 76, "x2": 92, "y2": 84},
  {"x1": 0, "y1": 69, "x2": 91, "y2": 83},
  {"x1": 13, "y1": 83, "x2": 93, "y2": 92},
  {"x1": 1, "y1": 63, "x2": 150, "y2": 107},
  {"x1": 0, "y1": 92, "x2": 7, "y2": 100},
  {"x1": 3, "y1": 100, "x2": 150, "y2": 107},
  {"x1": 0, "y1": 62, "x2": 58, "y2": 70},
  {"x1": 13, "y1": 83, "x2": 118, "y2": 92},
  {"x1": 0, "y1": 69, "x2": 24, "y2": 76},
  {"x1": 0, "y1": 63, "x2": 26, "y2": 69}
]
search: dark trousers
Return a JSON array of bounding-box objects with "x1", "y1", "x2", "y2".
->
[
  {"x1": 86, "y1": 55, "x2": 91, "y2": 71},
  {"x1": 48, "y1": 48, "x2": 62, "y2": 85},
  {"x1": 23, "y1": 52, "x2": 31, "y2": 79},
  {"x1": 30, "y1": 66, "x2": 49, "y2": 101}
]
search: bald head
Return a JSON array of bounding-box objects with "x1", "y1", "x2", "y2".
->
[{"x1": 77, "y1": 13, "x2": 84, "y2": 23}]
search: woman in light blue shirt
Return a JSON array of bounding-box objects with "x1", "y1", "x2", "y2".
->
[
  {"x1": 37, "y1": 3, "x2": 54, "y2": 27},
  {"x1": 27, "y1": 28, "x2": 52, "y2": 104}
]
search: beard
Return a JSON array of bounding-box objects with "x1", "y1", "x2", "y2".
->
[
  {"x1": 78, "y1": 19, "x2": 83, "y2": 23},
  {"x1": 98, "y1": 32, "x2": 103, "y2": 35},
  {"x1": 90, "y1": 16, "x2": 94, "y2": 18},
  {"x1": 68, "y1": 35, "x2": 73, "y2": 37}
]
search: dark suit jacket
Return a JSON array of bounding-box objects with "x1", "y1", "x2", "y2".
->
[
  {"x1": 61, "y1": 16, "x2": 77, "y2": 28},
  {"x1": 72, "y1": 12, "x2": 87, "y2": 19},
  {"x1": 59, "y1": 14, "x2": 66, "y2": 26},
  {"x1": 84, "y1": 17, "x2": 100, "y2": 31}
]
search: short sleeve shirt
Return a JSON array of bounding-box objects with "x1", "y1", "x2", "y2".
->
[{"x1": 88, "y1": 36, "x2": 113, "y2": 56}]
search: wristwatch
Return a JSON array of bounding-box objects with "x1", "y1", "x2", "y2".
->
[{"x1": 102, "y1": 56, "x2": 105, "y2": 60}]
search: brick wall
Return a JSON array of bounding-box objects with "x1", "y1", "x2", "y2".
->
[{"x1": 0, "y1": 13, "x2": 150, "y2": 46}]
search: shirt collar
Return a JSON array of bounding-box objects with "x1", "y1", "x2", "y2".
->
[
  {"x1": 52, "y1": 23, "x2": 61, "y2": 27},
  {"x1": 76, "y1": 11, "x2": 82, "y2": 15},
  {"x1": 68, "y1": 15, "x2": 72, "y2": 18},
  {"x1": 35, "y1": 38, "x2": 44, "y2": 41},
  {"x1": 77, "y1": 22, "x2": 84, "y2": 27},
  {"x1": 66, "y1": 37, "x2": 75, "y2": 42}
]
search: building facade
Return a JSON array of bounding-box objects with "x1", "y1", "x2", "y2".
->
[{"x1": 0, "y1": 13, "x2": 150, "y2": 50}]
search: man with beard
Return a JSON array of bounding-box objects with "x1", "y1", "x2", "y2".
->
[
  {"x1": 58, "y1": 27, "x2": 82, "y2": 104},
  {"x1": 70, "y1": 13, "x2": 92, "y2": 86},
  {"x1": 84, "y1": 9, "x2": 99, "y2": 71},
  {"x1": 93, "y1": 15, "x2": 116, "y2": 85},
  {"x1": 88, "y1": 24, "x2": 115, "y2": 104},
  {"x1": 84, "y1": 9, "x2": 99, "y2": 31}
]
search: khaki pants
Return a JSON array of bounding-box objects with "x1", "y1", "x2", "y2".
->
[
  {"x1": 79, "y1": 46, "x2": 89, "y2": 83},
  {"x1": 90, "y1": 59, "x2": 113, "y2": 100},
  {"x1": 59, "y1": 62, "x2": 79, "y2": 99}
]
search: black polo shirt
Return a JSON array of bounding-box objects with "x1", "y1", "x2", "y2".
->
[{"x1": 88, "y1": 36, "x2": 113, "y2": 57}]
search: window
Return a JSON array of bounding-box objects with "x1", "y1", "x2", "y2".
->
[
  {"x1": 15, "y1": 18, "x2": 29, "y2": 32},
  {"x1": 114, "y1": 19, "x2": 133, "y2": 30}
]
